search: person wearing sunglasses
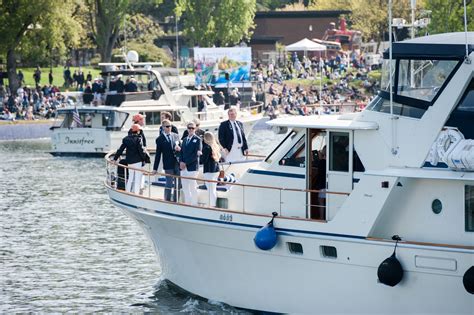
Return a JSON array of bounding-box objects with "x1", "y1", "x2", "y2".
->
[
  {"x1": 152, "y1": 119, "x2": 181, "y2": 202},
  {"x1": 179, "y1": 121, "x2": 202, "y2": 205}
]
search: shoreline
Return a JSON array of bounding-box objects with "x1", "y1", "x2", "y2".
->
[{"x1": 0, "y1": 120, "x2": 53, "y2": 140}]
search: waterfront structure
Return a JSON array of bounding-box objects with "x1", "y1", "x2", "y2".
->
[{"x1": 104, "y1": 33, "x2": 474, "y2": 313}]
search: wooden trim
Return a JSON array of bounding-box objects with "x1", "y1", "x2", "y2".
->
[{"x1": 366, "y1": 237, "x2": 474, "y2": 251}]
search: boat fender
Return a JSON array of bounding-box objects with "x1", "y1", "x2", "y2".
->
[
  {"x1": 436, "y1": 128, "x2": 464, "y2": 163},
  {"x1": 463, "y1": 266, "x2": 474, "y2": 294},
  {"x1": 377, "y1": 235, "x2": 404, "y2": 287},
  {"x1": 254, "y1": 212, "x2": 278, "y2": 250}
]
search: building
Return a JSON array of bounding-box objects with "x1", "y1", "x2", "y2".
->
[{"x1": 250, "y1": 10, "x2": 350, "y2": 61}]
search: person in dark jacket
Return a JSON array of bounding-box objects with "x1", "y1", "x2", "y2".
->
[
  {"x1": 218, "y1": 108, "x2": 248, "y2": 162},
  {"x1": 201, "y1": 132, "x2": 221, "y2": 207},
  {"x1": 159, "y1": 111, "x2": 178, "y2": 135},
  {"x1": 114, "y1": 124, "x2": 146, "y2": 194},
  {"x1": 180, "y1": 121, "x2": 202, "y2": 205},
  {"x1": 152, "y1": 119, "x2": 181, "y2": 202}
]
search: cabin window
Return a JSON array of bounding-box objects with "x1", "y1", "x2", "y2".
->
[
  {"x1": 445, "y1": 80, "x2": 474, "y2": 139},
  {"x1": 143, "y1": 111, "x2": 161, "y2": 125},
  {"x1": 320, "y1": 245, "x2": 337, "y2": 258},
  {"x1": 265, "y1": 130, "x2": 296, "y2": 164},
  {"x1": 465, "y1": 186, "x2": 474, "y2": 232},
  {"x1": 279, "y1": 135, "x2": 305, "y2": 167},
  {"x1": 329, "y1": 132, "x2": 349, "y2": 172},
  {"x1": 397, "y1": 59, "x2": 458, "y2": 102},
  {"x1": 288, "y1": 242, "x2": 303, "y2": 255}
]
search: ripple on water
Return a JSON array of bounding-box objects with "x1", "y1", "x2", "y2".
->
[{"x1": 0, "y1": 130, "x2": 284, "y2": 313}]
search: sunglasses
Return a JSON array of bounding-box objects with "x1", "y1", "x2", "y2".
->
[
  {"x1": 187, "y1": 127, "x2": 195, "y2": 130},
  {"x1": 163, "y1": 125, "x2": 171, "y2": 128}
]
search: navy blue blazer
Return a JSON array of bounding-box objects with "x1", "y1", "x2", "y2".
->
[
  {"x1": 218, "y1": 120, "x2": 248, "y2": 153},
  {"x1": 201, "y1": 143, "x2": 220, "y2": 173},
  {"x1": 153, "y1": 132, "x2": 180, "y2": 171},
  {"x1": 180, "y1": 134, "x2": 202, "y2": 171},
  {"x1": 113, "y1": 134, "x2": 145, "y2": 164}
]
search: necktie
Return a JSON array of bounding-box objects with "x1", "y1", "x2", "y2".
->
[
  {"x1": 167, "y1": 134, "x2": 172, "y2": 148},
  {"x1": 233, "y1": 121, "x2": 242, "y2": 144},
  {"x1": 187, "y1": 137, "x2": 192, "y2": 145}
]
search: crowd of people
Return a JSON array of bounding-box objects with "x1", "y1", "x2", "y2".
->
[{"x1": 114, "y1": 108, "x2": 248, "y2": 208}]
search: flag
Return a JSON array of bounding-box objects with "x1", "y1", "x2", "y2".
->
[{"x1": 73, "y1": 107, "x2": 83, "y2": 127}]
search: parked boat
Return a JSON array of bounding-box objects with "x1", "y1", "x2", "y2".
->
[
  {"x1": 50, "y1": 60, "x2": 263, "y2": 156},
  {"x1": 104, "y1": 33, "x2": 474, "y2": 313}
]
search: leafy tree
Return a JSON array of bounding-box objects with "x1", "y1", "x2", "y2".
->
[
  {"x1": 257, "y1": 0, "x2": 300, "y2": 11},
  {"x1": 426, "y1": 0, "x2": 473, "y2": 33},
  {"x1": 176, "y1": 0, "x2": 257, "y2": 47},
  {"x1": 85, "y1": 0, "x2": 130, "y2": 62},
  {"x1": 0, "y1": 0, "x2": 81, "y2": 92}
]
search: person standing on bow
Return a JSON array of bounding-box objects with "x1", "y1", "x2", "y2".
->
[
  {"x1": 113, "y1": 124, "x2": 146, "y2": 194},
  {"x1": 180, "y1": 121, "x2": 202, "y2": 205},
  {"x1": 130, "y1": 113, "x2": 147, "y2": 147},
  {"x1": 153, "y1": 119, "x2": 181, "y2": 202},
  {"x1": 218, "y1": 108, "x2": 248, "y2": 162},
  {"x1": 201, "y1": 132, "x2": 221, "y2": 207}
]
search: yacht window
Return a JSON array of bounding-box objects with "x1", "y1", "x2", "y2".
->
[
  {"x1": 265, "y1": 130, "x2": 296, "y2": 163},
  {"x1": 366, "y1": 95, "x2": 426, "y2": 119},
  {"x1": 321, "y1": 245, "x2": 337, "y2": 258},
  {"x1": 445, "y1": 80, "x2": 474, "y2": 139},
  {"x1": 172, "y1": 111, "x2": 181, "y2": 121},
  {"x1": 279, "y1": 135, "x2": 305, "y2": 167},
  {"x1": 288, "y1": 242, "x2": 303, "y2": 255},
  {"x1": 397, "y1": 59, "x2": 458, "y2": 102},
  {"x1": 143, "y1": 111, "x2": 161, "y2": 125},
  {"x1": 465, "y1": 185, "x2": 474, "y2": 232},
  {"x1": 329, "y1": 132, "x2": 349, "y2": 172},
  {"x1": 353, "y1": 150, "x2": 365, "y2": 172}
]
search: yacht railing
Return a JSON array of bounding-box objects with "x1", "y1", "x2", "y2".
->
[{"x1": 104, "y1": 151, "x2": 348, "y2": 220}]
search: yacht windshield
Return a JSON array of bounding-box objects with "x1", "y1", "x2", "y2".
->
[
  {"x1": 396, "y1": 59, "x2": 458, "y2": 102},
  {"x1": 162, "y1": 74, "x2": 180, "y2": 90}
]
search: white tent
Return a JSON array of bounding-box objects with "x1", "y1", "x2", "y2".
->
[{"x1": 285, "y1": 38, "x2": 327, "y2": 53}]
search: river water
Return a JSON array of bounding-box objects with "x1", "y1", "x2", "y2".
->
[{"x1": 0, "y1": 128, "x2": 283, "y2": 313}]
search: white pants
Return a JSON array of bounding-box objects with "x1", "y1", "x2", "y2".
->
[
  {"x1": 181, "y1": 169, "x2": 198, "y2": 205},
  {"x1": 226, "y1": 146, "x2": 244, "y2": 163},
  {"x1": 126, "y1": 162, "x2": 143, "y2": 194},
  {"x1": 203, "y1": 172, "x2": 219, "y2": 207}
]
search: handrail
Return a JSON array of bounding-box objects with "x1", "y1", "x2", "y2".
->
[{"x1": 105, "y1": 151, "x2": 349, "y2": 196}]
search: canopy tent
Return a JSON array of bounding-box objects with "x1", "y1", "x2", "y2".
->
[{"x1": 285, "y1": 38, "x2": 327, "y2": 53}]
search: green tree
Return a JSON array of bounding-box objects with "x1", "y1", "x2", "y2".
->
[
  {"x1": 85, "y1": 0, "x2": 130, "y2": 62},
  {"x1": 176, "y1": 0, "x2": 256, "y2": 47},
  {"x1": 426, "y1": 0, "x2": 473, "y2": 33},
  {"x1": 0, "y1": 0, "x2": 80, "y2": 92}
]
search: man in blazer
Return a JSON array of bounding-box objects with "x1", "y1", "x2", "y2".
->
[
  {"x1": 153, "y1": 119, "x2": 181, "y2": 202},
  {"x1": 218, "y1": 107, "x2": 248, "y2": 162},
  {"x1": 180, "y1": 121, "x2": 202, "y2": 205}
]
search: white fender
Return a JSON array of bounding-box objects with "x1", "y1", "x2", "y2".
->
[{"x1": 436, "y1": 128, "x2": 464, "y2": 163}]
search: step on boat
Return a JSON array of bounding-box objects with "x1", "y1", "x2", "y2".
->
[
  {"x1": 104, "y1": 33, "x2": 474, "y2": 313},
  {"x1": 50, "y1": 55, "x2": 264, "y2": 156}
]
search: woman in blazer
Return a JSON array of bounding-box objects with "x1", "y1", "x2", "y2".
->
[{"x1": 201, "y1": 132, "x2": 221, "y2": 207}]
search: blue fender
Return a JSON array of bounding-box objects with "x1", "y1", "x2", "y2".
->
[{"x1": 254, "y1": 212, "x2": 278, "y2": 250}]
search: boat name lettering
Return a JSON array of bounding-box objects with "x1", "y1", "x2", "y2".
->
[
  {"x1": 64, "y1": 137, "x2": 95, "y2": 145},
  {"x1": 219, "y1": 213, "x2": 233, "y2": 222}
]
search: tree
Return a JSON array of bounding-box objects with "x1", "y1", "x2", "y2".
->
[
  {"x1": 426, "y1": 0, "x2": 473, "y2": 33},
  {"x1": 312, "y1": 0, "x2": 427, "y2": 45},
  {"x1": 0, "y1": 0, "x2": 81, "y2": 93},
  {"x1": 176, "y1": 0, "x2": 256, "y2": 47},
  {"x1": 86, "y1": 0, "x2": 130, "y2": 62}
]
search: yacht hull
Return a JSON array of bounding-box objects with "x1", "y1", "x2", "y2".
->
[{"x1": 108, "y1": 188, "x2": 474, "y2": 314}]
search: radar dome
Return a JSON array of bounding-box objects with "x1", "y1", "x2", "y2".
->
[{"x1": 127, "y1": 50, "x2": 139, "y2": 63}]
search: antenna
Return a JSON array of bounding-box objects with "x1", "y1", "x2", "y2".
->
[
  {"x1": 389, "y1": 0, "x2": 398, "y2": 156},
  {"x1": 463, "y1": 0, "x2": 471, "y2": 64}
]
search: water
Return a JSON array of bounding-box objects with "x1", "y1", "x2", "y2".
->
[{"x1": 0, "y1": 129, "x2": 283, "y2": 313}]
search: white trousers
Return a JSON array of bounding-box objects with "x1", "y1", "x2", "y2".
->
[
  {"x1": 181, "y1": 169, "x2": 198, "y2": 205},
  {"x1": 203, "y1": 172, "x2": 219, "y2": 207},
  {"x1": 226, "y1": 146, "x2": 244, "y2": 163},
  {"x1": 126, "y1": 162, "x2": 143, "y2": 194}
]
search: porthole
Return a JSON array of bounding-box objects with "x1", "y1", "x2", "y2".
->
[
  {"x1": 432, "y1": 199, "x2": 442, "y2": 214},
  {"x1": 288, "y1": 242, "x2": 303, "y2": 255}
]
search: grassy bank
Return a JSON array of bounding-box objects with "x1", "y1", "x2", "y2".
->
[{"x1": 17, "y1": 66, "x2": 102, "y2": 89}]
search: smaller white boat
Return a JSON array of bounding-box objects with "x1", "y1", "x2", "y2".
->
[{"x1": 50, "y1": 55, "x2": 264, "y2": 156}]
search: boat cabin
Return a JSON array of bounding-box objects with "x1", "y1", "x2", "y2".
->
[{"x1": 51, "y1": 107, "x2": 129, "y2": 131}]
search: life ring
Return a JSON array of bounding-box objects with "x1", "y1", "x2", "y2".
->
[{"x1": 436, "y1": 128, "x2": 464, "y2": 163}]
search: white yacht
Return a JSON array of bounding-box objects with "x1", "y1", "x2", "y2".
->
[
  {"x1": 104, "y1": 33, "x2": 474, "y2": 313},
  {"x1": 50, "y1": 63, "x2": 263, "y2": 156}
]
